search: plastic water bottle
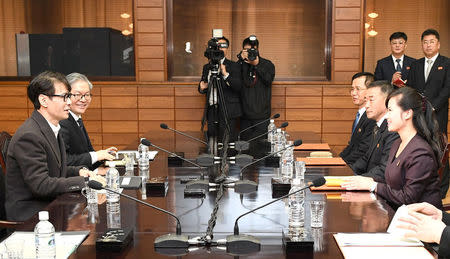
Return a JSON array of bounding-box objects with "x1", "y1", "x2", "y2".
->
[
  {"x1": 274, "y1": 129, "x2": 284, "y2": 156},
  {"x1": 267, "y1": 119, "x2": 276, "y2": 143},
  {"x1": 280, "y1": 141, "x2": 294, "y2": 182},
  {"x1": 106, "y1": 162, "x2": 120, "y2": 203},
  {"x1": 34, "y1": 211, "x2": 56, "y2": 259},
  {"x1": 138, "y1": 138, "x2": 149, "y2": 173},
  {"x1": 106, "y1": 201, "x2": 121, "y2": 229},
  {"x1": 288, "y1": 177, "x2": 305, "y2": 228}
]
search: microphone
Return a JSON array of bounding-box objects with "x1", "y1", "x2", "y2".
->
[
  {"x1": 160, "y1": 123, "x2": 208, "y2": 146},
  {"x1": 246, "y1": 121, "x2": 288, "y2": 143},
  {"x1": 230, "y1": 139, "x2": 302, "y2": 194},
  {"x1": 226, "y1": 176, "x2": 326, "y2": 255},
  {"x1": 88, "y1": 180, "x2": 189, "y2": 249},
  {"x1": 232, "y1": 121, "x2": 288, "y2": 152},
  {"x1": 237, "y1": 113, "x2": 280, "y2": 141},
  {"x1": 140, "y1": 139, "x2": 203, "y2": 170},
  {"x1": 140, "y1": 139, "x2": 211, "y2": 190}
]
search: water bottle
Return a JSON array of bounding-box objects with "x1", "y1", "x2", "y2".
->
[
  {"x1": 106, "y1": 162, "x2": 120, "y2": 203},
  {"x1": 34, "y1": 211, "x2": 56, "y2": 259},
  {"x1": 274, "y1": 129, "x2": 284, "y2": 156},
  {"x1": 280, "y1": 141, "x2": 294, "y2": 182},
  {"x1": 106, "y1": 201, "x2": 121, "y2": 229},
  {"x1": 138, "y1": 138, "x2": 149, "y2": 174},
  {"x1": 288, "y1": 177, "x2": 305, "y2": 228},
  {"x1": 267, "y1": 119, "x2": 276, "y2": 143}
]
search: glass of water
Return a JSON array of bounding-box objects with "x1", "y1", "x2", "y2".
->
[
  {"x1": 294, "y1": 161, "x2": 306, "y2": 180},
  {"x1": 310, "y1": 200, "x2": 326, "y2": 228}
]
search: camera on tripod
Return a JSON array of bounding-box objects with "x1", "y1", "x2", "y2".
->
[
  {"x1": 204, "y1": 38, "x2": 225, "y2": 65},
  {"x1": 238, "y1": 35, "x2": 259, "y2": 62}
]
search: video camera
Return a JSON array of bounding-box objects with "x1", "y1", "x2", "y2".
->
[
  {"x1": 204, "y1": 38, "x2": 225, "y2": 64},
  {"x1": 238, "y1": 35, "x2": 259, "y2": 62}
]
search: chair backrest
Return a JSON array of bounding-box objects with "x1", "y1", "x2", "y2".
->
[
  {"x1": 438, "y1": 134, "x2": 450, "y2": 181},
  {"x1": 0, "y1": 131, "x2": 12, "y2": 175}
]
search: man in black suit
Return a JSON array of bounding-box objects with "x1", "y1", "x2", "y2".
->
[
  {"x1": 340, "y1": 72, "x2": 376, "y2": 165},
  {"x1": 5, "y1": 71, "x2": 101, "y2": 221},
  {"x1": 60, "y1": 73, "x2": 116, "y2": 171},
  {"x1": 374, "y1": 32, "x2": 415, "y2": 85},
  {"x1": 238, "y1": 35, "x2": 275, "y2": 141},
  {"x1": 199, "y1": 36, "x2": 242, "y2": 142},
  {"x1": 407, "y1": 29, "x2": 450, "y2": 197},
  {"x1": 351, "y1": 81, "x2": 399, "y2": 183}
]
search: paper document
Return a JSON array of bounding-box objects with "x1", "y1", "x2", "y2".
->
[
  {"x1": 387, "y1": 204, "x2": 423, "y2": 242},
  {"x1": 334, "y1": 233, "x2": 423, "y2": 247},
  {"x1": 0, "y1": 231, "x2": 89, "y2": 259}
]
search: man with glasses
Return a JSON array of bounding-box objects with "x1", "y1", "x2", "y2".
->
[
  {"x1": 407, "y1": 29, "x2": 450, "y2": 197},
  {"x1": 60, "y1": 73, "x2": 116, "y2": 170},
  {"x1": 5, "y1": 71, "x2": 99, "y2": 221},
  {"x1": 199, "y1": 36, "x2": 242, "y2": 142},
  {"x1": 339, "y1": 72, "x2": 376, "y2": 165},
  {"x1": 374, "y1": 32, "x2": 415, "y2": 85}
]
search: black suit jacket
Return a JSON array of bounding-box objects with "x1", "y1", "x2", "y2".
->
[
  {"x1": 60, "y1": 113, "x2": 101, "y2": 169},
  {"x1": 5, "y1": 111, "x2": 85, "y2": 221},
  {"x1": 407, "y1": 54, "x2": 450, "y2": 133},
  {"x1": 374, "y1": 55, "x2": 415, "y2": 81},
  {"x1": 351, "y1": 119, "x2": 399, "y2": 183},
  {"x1": 377, "y1": 135, "x2": 442, "y2": 209},
  {"x1": 340, "y1": 111, "x2": 376, "y2": 165},
  {"x1": 440, "y1": 212, "x2": 450, "y2": 257},
  {"x1": 198, "y1": 59, "x2": 242, "y2": 119}
]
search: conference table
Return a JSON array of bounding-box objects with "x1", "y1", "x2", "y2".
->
[{"x1": 14, "y1": 131, "x2": 439, "y2": 258}]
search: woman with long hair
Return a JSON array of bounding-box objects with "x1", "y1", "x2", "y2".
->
[{"x1": 343, "y1": 86, "x2": 443, "y2": 209}]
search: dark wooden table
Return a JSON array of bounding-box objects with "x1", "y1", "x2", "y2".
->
[{"x1": 15, "y1": 132, "x2": 438, "y2": 258}]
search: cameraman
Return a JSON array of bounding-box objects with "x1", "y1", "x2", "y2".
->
[
  {"x1": 238, "y1": 36, "x2": 275, "y2": 140},
  {"x1": 198, "y1": 36, "x2": 242, "y2": 142}
]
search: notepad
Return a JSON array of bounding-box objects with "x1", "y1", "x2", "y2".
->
[{"x1": 0, "y1": 231, "x2": 89, "y2": 259}]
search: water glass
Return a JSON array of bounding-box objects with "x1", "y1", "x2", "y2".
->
[
  {"x1": 310, "y1": 200, "x2": 326, "y2": 228},
  {"x1": 294, "y1": 161, "x2": 306, "y2": 180},
  {"x1": 5, "y1": 238, "x2": 24, "y2": 259},
  {"x1": 81, "y1": 185, "x2": 98, "y2": 204}
]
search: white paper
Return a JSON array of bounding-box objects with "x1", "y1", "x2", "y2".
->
[
  {"x1": 334, "y1": 233, "x2": 423, "y2": 247},
  {"x1": 0, "y1": 231, "x2": 89, "y2": 259},
  {"x1": 387, "y1": 205, "x2": 422, "y2": 242}
]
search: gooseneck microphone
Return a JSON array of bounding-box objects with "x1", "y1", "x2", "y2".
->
[
  {"x1": 140, "y1": 139, "x2": 203, "y2": 170},
  {"x1": 237, "y1": 113, "x2": 280, "y2": 141},
  {"x1": 246, "y1": 121, "x2": 288, "y2": 143},
  {"x1": 160, "y1": 123, "x2": 208, "y2": 146},
  {"x1": 232, "y1": 121, "x2": 288, "y2": 152},
  {"x1": 88, "y1": 180, "x2": 189, "y2": 248},
  {"x1": 230, "y1": 139, "x2": 302, "y2": 194},
  {"x1": 141, "y1": 139, "x2": 212, "y2": 190},
  {"x1": 226, "y1": 176, "x2": 326, "y2": 255}
]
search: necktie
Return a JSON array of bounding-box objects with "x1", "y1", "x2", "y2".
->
[
  {"x1": 373, "y1": 125, "x2": 380, "y2": 140},
  {"x1": 78, "y1": 118, "x2": 93, "y2": 150},
  {"x1": 425, "y1": 59, "x2": 433, "y2": 82},
  {"x1": 351, "y1": 111, "x2": 360, "y2": 134},
  {"x1": 395, "y1": 59, "x2": 401, "y2": 72}
]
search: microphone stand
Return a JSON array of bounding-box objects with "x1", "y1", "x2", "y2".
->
[
  {"x1": 226, "y1": 177, "x2": 325, "y2": 255},
  {"x1": 88, "y1": 182, "x2": 189, "y2": 249}
]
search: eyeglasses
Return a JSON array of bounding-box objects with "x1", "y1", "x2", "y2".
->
[
  {"x1": 46, "y1": 93, "x2": 72, "y2": 102},
  {"x1": 71, "y1": 93, "x2": 92, "y2": 101}
]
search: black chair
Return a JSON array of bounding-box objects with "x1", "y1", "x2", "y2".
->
[
  {"x1": 0, "y1": 131, "x2": 12, "y2": 175},
  {"x1": 0, "y1": 132, "x2": 23, "y2": 238}
]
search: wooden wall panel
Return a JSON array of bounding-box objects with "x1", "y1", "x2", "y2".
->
[
  {"x1": 0, "y1": 109, "x2": 28, "y2": 121},
  {"x1": 286, "y1": 97, "x2": 322, "y2": 109},
  {"x1": 335, "y1": 8, "x2": 361, "y2": 20}
]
